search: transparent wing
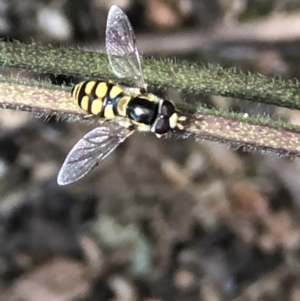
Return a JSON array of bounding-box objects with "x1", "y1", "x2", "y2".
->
[
  {"x1": 106, "y1": 5, "x2": 145, "y2": 88},
  {"x1": 57, "y1": 122, "x2": 134, "y2": 186}
]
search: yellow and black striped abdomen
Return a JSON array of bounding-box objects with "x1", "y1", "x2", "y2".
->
[{"x1": 71, "y1": 80, "x2": 127, "y2": 118}]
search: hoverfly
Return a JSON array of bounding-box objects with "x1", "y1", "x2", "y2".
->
[{"x1": 57, "y1": 5, "x2": 185, "y2": 185}]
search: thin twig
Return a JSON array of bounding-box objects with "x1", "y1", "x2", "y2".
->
[{"x1": 1, "y1": 74, "x2": 300, "y2": 157}]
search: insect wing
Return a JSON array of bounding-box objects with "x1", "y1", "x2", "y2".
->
[
  {"x1": 106, "y1": 5, "x2": 145, "y2": 88},
  {"x1": 57, "y1": 123, "x2": 134, "y2": 185}
]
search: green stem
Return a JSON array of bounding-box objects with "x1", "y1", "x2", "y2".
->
[{"x1": 0, "y1": 41, "x2": 300, "y2": 110}]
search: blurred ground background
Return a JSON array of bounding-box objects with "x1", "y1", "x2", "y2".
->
[{"x1": 1, "y1": 0, "x2": 300, "y2": 300}]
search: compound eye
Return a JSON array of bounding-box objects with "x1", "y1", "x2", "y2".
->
[
  {"x1": 161, "y1": 100, "x2": 175, "y2": 118},
  {"x1": 155, "y1": 118, "x2": 170, "y2": 134}
]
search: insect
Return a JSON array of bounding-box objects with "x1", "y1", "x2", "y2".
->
[{"x1": 57, "y1": 5, "x2": 185, "y2": 186}]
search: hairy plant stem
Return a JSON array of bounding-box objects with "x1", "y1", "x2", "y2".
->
[
  {"x1": 1, "y1": 41, "x2": 300, "y2": 110},
  {"x1": 0, "y1": 41, "x2": 300, "y2": 157}
]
